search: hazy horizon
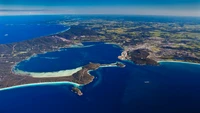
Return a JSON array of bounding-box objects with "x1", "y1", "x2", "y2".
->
[{"x1": 0, "y1": 0, "x2": 200, "y2": 16}]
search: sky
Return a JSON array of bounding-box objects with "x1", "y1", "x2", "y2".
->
[{"x1": 0, "y1": 0, "x2": 200, "y2": 16}]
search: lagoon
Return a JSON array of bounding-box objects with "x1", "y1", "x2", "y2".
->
[
  {"x1": 1, "y1": 15, "x2": 200, "y2": 113},
  {"x1": 1, "y1": 60, "x2": 200, "y2": 113},
  {"x1": 3, "y1": 42, "x2": 200, "y2": 113}
]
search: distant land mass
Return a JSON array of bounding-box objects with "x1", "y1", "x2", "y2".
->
[{"x1": 0, "y1": 15, "x2": 200, "y2": 95}]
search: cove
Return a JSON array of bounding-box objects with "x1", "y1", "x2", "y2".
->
[
  {"x1": 2, "y1": 42, "x2": 200, "y2": 113},
  {"x1": 13, "y1": 42, "x2": 123, "y2": 77}
]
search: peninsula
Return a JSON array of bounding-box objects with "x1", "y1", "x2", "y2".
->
[{"x1": 1, "y1": 16, "x2": 200, "y2": 95}]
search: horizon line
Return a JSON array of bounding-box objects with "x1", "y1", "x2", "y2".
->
[{"x1": 0, "y1": 13, "x2": 200, "y2": 17}]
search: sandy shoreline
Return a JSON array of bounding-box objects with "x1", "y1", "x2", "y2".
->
[
  {"x1": 7, "y1": 38, "x2": 200, "y2": 91},
  {"x1": 0, "y1": 81, "x2": 80, "y2": 91},
  {"x1": 14, "y1": 67, "x2": 83, "y2": 78},
  {"x1": 158, "y1": 60, "x2": 200, "y2": 65},
  {"x1": 11, "y1": 42, "x2": 119, "y2": 78},
  {"x1": 11, "y1": 42, "x2": 88, "y2": 77},
  {"x1": 3, "y1": 60, "x2": 200, "y2": 91}
]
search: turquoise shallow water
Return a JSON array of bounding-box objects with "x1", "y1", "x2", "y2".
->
[
  {"x1": 3, "y1": 42, "x2": 200, "y2": 113},
  {"x1": 1, "y1": 15, "x2": 200, "y2": 113}
]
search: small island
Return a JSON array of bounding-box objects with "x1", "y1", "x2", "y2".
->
[
  {"x1": 116, "y1": 62, "x2": 126, "y2": 68},
  {"x1": 1, "y1": 17, "x2": 200, "y2": 96},
  {"x1": 72, "y1": 87, "x2": 83, "y2": 96}
]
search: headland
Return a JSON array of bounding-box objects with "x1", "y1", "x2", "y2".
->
[{"x1": 1, "y1": 17, "x2": 200, "y2": 96}]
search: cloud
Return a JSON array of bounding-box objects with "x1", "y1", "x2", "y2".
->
[
  {"x1": 0, "y1": 9, "x2": 46, "y2": 12},
  {"x1": 0, "y1": 6, "x2": 199, "y2": 16}
]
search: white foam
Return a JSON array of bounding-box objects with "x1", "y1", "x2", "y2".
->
[
  {"x1": 14, "y1": 67, "x2": 82, "y2": 78},
  {"x1": 0, "y1": 82, "x2": 80, "y2": 91},
  {"x1": 100, "y1": 62, "x2": 120, "y2": 68},
  {"x1": 56, "y1": 27, "x2": 71, "y2": 34},
  {"x1": 68, "y1": 44, "x2": 95, "y2": 49},
  {"x1": 100, "y1": 64, "x2": 117, "y2": 68},
  {"x1": 25, "y1": 54, "x2": 38, "y2": 61},
  {"x1": 158, "y1": 60, "x2": 200, "y2": 65},
  {"x1": 105, "y1": 42, "x2": 122, "y2": 47}
]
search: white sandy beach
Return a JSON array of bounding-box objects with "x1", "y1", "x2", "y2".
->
[
  {"x1": 0, "y1": 81, "x2": 80, "y2": 91},
  {"x1": 158, "y1": 60, "x2": 200, "y2": 65},
  {"x1": 14, "y1": 67, "x2": 83, "y2": 78}
]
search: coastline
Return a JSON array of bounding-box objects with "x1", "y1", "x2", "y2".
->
[
  {"x1": 3, "y1": 59, "x2": 200, "y2": 94},
  {"x1": 7, "y1": 62, "x2": 125, "y2": 93},
  {"x1": 158, "y1": 60, "x2": 200, "y2": 65},
  {"x1": 0, "y1": 81, "x2": 80, "y2": 91},
  {"x1": 2, "y1": 23, "x2": 200, "y2": 95},
  {"x1": 55, "y1": 27, "x2": 71, "y2": 34},
  {"x1": 105, "y1": 42, "x2": 124, "y2": 49},
  {"x1": 13, "y1": 67, "x2": 83, "y2": 78},
  {"x1": 11, "y1": 42, "x2": 95, "y2": 77},
  {"x1": 67, "y1": 43, "x2": 95, "y2": 48},
  {"x1": 10, "y1": 26, "x2": 73, "y2": 75},
  {"x1": 40, "y1": 25, "x2": 71, "y2": 39},
  {"x1": 11, "y1": 41, "x2": 123, "y2": 79},
  {"x1": 0, "y1": 25, "x2": 70, "y2": 45}
]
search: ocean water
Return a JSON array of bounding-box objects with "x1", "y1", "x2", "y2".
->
[
  {"x1": 1, "y1": 42, "x2": 200, "y2": 113},
  {"x1": 0, "y1": 15, "x2": 68, "y2": 44},
  {"x1": 1, "y1": 15, "x2": 200, "y2": 113}
]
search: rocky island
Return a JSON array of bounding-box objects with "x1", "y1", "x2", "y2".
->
[
  {"x1": 1, "y1": 16, "x2": 200, "y2": 96},
  {"x1": 0, "y1": 33, "x2": 124, "y2": 95}
]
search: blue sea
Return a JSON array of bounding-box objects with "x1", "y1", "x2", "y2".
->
[
  {"x1": 1, "y1": 15, "x2": 200, "y2": 113},
  {"x1": 0, "y1": 15, "x2": 68, "y2": 44}
]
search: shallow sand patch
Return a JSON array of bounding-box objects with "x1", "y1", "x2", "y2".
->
[{"x1": 14, "y1": 67, "x2": 83, "y2": 78}]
